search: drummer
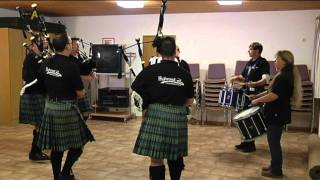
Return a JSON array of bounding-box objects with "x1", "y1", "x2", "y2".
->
[
  {"x1": 251, "y1": 50, "x2": 302, "y2": 178},
  {"x1": 230, "y1": 42, "x2": 270, "y2": 153}
]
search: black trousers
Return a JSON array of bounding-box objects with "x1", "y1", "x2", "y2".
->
[{"x1": 267, "y1": 124, "x2": 283, "y2": 174}]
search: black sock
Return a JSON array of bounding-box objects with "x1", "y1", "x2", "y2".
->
[
  {"x1": 30, "y1": 129, "x2": 40, "y2": 154},
  {"x1": 51, "y1": 151, "x2": 64, "y2": 179},
  {"x1": 149, "y1": 165, "x2": 165, "y2": 180},
  {"x1": 168, "y1": 157, "x2": 185, "y2": 180},
  {"x1": 61, "y1": 148, "x2": 83, "y2": 176}
]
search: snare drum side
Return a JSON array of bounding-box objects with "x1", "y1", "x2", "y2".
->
[{"x1": 234, "y1": 106, "x2": 263, "y2": 141}]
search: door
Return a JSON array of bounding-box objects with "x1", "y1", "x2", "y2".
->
[{"x1": 142, "y1": 35, "x2": 176, "y2": 66}]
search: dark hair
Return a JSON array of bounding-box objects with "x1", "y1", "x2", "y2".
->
[
  {"x1": 71, "y1": 37, "x2": 80, "y2": 41},
  {"x1": 53, "y1": 33, "x2": 70, "y2": 52},
  {"x1": 158, "y1": 36, "x2": 176, "y2": 57},
  {"x1": 249, "y1": 42, "x2": 263, "y2": 54}
]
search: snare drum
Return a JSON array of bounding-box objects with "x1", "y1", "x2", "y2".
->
[
  {"x1": 233, "y1": 106, "x2": 267, "y2": 141},
  {"x1": 219, "y1": 88, "x2": 241, "y2": 108},
  {"x1": 235, "y1": 91, "x2": 250, "y2": 111}
]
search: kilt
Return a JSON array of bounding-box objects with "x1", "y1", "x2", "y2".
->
[
  {"x1": 37, "y1": 99, "x2": 94, "y2": 151},
  {"x1": 77, "y1": 95, "x2": 93, "y2": 113},
  {"x1": 133, "y1": 103, "x2": 188, "y2": 160},
  {"x1": 19, "y1": 94, "x2": 45, "y2": 126}
]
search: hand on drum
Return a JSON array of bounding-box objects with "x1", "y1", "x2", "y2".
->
[
  {"x1": 90, "y1": 71, "x2": 97, "y2": 79},
  {"x1": 251, "y1": 99, "x2": 260, "y2": 105},
  {"x1": 237, "y1": 81, "x2": 254, "y2": 87},
  {"x1": 248, "y1": 94, "x2": 257, "y2": 100},
  {"x1": 230, "y1": 75, "x2": 238, "y2": 83}
]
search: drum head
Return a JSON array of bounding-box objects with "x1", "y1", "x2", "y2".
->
[{"x1": 233, "y1": 106, "x2": 260, "y2": 121}]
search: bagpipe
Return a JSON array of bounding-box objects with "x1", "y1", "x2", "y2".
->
[
  {"x1": 130, "y1": 0, "x2": 168, "y2": 112},
  {"x1": 118, "y1": 0, "x2": 168, "y2": 79},
  {"x1": 17, "y1": 3, "x2": 55, "y2": 95},
  {"x1": 78, "y1": 39, "x2": 96, "y2": 76}
]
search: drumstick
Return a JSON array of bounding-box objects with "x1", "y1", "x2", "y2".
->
[
  {"x1": 20, "y1": 79, "x2": 38, "y2": 96},
  {"x1": 243, "y1": 93, "x2": 250, "y2": 98}
]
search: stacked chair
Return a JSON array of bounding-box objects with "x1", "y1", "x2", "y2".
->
[
  {"x1": 268, "y1": 61, "x2": 277, "y2": 80},
  {"x1": 188, "y1": 63, "x2": 202, "y2": 123},
  {"x1": 234, "y1": 61, "x2": 248, "y2": 75},
  {"x1": 203, "y1": 63, "x2": 226, "y2": 124},
  {"x1": 265, "y1": 61, "x2": 277, "y2": 89},
  {"x1": 288, "y1": 64, "x2": 314, "y2": 132},
  {"x1": 293, "y1": 64, "x2": 313, "y2": 112}
]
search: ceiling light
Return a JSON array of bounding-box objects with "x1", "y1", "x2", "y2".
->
[
  {"x1": 217, "y1": 1, "x2": 242, "y2": 5},
  {"x1": 117, "y1": 1, "x2": 145, "y2": 8}
]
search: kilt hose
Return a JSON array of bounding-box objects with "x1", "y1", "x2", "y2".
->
[
  {"x1": 19, "y1": 94, "x2": 46, "y2": 126},
  {"x1": 37, "y1": 99, "x2": 94, "y2": 152},
  {"x1": 133, "y1": 103, "x2": 188, "y2": 160}
]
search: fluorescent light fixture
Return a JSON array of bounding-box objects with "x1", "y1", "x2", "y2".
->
[
  {"x1": 217, "y1": 1, "x2": 242, "y2": 5},
  {"x1": 117, "y1": 1, "x2": 145, "y2": 8}
]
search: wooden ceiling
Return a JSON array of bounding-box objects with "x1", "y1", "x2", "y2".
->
[{"x1": 1, "y1": 1, "x2": 320, "y2": 16}]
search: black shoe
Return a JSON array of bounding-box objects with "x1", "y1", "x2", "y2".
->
[
  {"x1": 240, "y1": 144, "x2": 256, "y2": 153},
  {"x1": 29, "y1": 152, "x2": 50, "y2": 161},
  {"x1": 262, "y1": 166, "x2": 271, "y2": 172},
  {"x1": 261, "y1": 170, "x2": 283, "y2": 178},
  {"x1": 58, "y1": 174, "x2": 75, "y2": 180},
  {"x1": 235, "y1": 142, "x2": 246, "y2": 150}
]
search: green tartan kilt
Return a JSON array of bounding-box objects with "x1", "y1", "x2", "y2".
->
[
  {"x1": 77, "y1": 95, "x2": 93, "y2": 113},
  {"x1": 37, "y1": 100, "x2": 94, "y2": 151},
  {"x1": 133, "y1": 103, "x2": 188, "y2": 160},
  {"x1": 19, "y1": 94, "x2": 45, "y2": 126}
]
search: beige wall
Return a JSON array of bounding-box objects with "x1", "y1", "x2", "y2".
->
[
  {"x1": 0, "y1": 28, "x2": 12, "y2": 125},
  {"x1": 0, "y1": 28, "x2": 25, "y2": 125}
]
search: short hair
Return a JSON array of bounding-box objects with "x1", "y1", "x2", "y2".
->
[
  {"x1": 53, "y1": 33, "x2": 70, "y2": 52},
  {"x1": 71, "y1": 37, "x2": 80, "y2": 41},
  {"x1": 158, "y1": 36, "x2": 176, "y2": 57},
  {"x1": 249, "y1": 42, "x2": 263, "y2": 54}
]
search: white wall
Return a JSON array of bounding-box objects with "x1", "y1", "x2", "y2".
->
[
  {"x1": 52, "y1": 10, "x2": 320, "y2": 80},
  {"x1": 0, "y1": 8, "x2": 18, "y2": 17}
]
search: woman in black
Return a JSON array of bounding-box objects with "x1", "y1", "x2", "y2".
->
[
  {"x1": 37, "y1": 34, "x2": 94, "y2": 180},
  {"x1": 251, "y1": 50, "x2": 302, "y2": 178},
  {"x1": 19, "y1": 34, "x2": 50, "y2": 161},
  {"x1": 132, "y1": 37, "x2": 194, "y2": 180}
]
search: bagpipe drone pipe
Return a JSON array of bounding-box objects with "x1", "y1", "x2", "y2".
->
[{"x1": 15, "y1": 3, "x2": 65, "y2": 95}]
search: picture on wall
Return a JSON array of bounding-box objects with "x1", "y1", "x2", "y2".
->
[{"x1": 102, "y1": 37, "x2": 115, "y2": 44}]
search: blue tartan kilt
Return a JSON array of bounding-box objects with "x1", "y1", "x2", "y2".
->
[
  {"x1": 133, "y1": 103, "x2": 188, "y2": 160},
  {"x1": 37, "y1": 99, "x2": 94, "y2": 151},
  {"x1": 19, "y1": 94, "x2": 45, "y2": 126},
  {"x1": 77, "y1": 95, "x2": 93, "y2": 113}
]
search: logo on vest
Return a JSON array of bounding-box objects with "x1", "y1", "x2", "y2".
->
[
  {"x1": 158, "y1": 76, "x2": 184, "y2": 86},
  {"x1": 46, "y1": 67, "x2": 62, "y2": 77}
]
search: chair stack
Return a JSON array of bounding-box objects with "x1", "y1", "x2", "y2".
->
[
  {"x1": 264, "y1": 61, "x2": 277, "y2": 89},
  {"x1": 189, "y1": 63, "x2": 202, "y2": 108},
  {"x1": 203, "y1": 64, "x2": 226, "y2": 109},
  {"x1": 293, "y1": 64, "x2": 313, "y2": 112},
  {"x1": 268, "y1": 61, "x2": 277, "y2": 80},
  {"x1": 234, "y1": 61, "x2": 248, "y2": 76}
]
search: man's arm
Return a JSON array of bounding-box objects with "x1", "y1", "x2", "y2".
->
[{"x1": 246, "y1": 74, "x2": 270, "y2": 87}]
